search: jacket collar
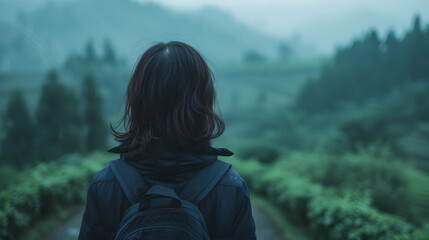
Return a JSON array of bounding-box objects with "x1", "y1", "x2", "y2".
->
[
  {"x1": 107, "y1": 143, "x2": 233, "y2": 183},
  {"x1": 107, "y1": 142, "x2": 233, "y2": 162}
]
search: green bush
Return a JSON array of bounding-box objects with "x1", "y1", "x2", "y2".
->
[
  {"x1": 320, "y1": 152, "x2": 414, "y2": 220},
  {"x1": 308, "y1": 192, "x2": 418, "y2": 240},
  {"x1": 0, "y1": 210, "x2": 6, "y2": 238},
  {"x1": 233, "y1": 142, "x2": 281, "y2": 164},
  {"x1": 227, "y1": 157, "x2": 424, "y2": 240},
  {"x1": 272, "y1": 149, "x2": 421, "y2": 224},
  {"x1": 0, "y1": 167, "x2": 19, "y2": 191},
  {"x1": 0, "y1": 152, "x2": 110, "y2": 239}
]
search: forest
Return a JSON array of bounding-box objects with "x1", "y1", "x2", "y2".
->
[{"x1": 0, "y1": 1, "x2": 429, "y2": 239}]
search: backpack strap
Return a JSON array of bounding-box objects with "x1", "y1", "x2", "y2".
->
[
  {"x1": 109, "y1": 159, "x2": 148, "y2": 204},
  {"x1": 109, "y1": 158, "x2": 232, "y2": 205},
  {"x1": 179, "y1": 160, "x2": 232, "y2": 204}
]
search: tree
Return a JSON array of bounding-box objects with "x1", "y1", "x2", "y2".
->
[
  {"x1": 383, "y1": 31, "x2": 404, "y2": 87},
  {"x1": 405, "y1": 14, "x2": 426, "y2": 80},
  {"x1": 85, "y1": 40, "x2": 96, "y2": 62},
  {"x1": 82, "y1": 73, "x2": 107, "y2": 152},
  {"x1": 103, "y1": 38, "x2": 116, "y2": 64},
  {"x1": 413, "y1": 14, "x2": 422, "y2": 34},
  {"x1": 294, "y1": 15, "x2": 429, "y2": 114},
  {"x1": 243, "y1": 50, "x2": 267, "y2": 64},
  {"x1": 35, "y1": 70, "x2": 82, "y2": 160},
  {"x1": 278, "y1": 43, "x2": 293, "y2": 62},
  {"x1": 0, "y1": 89, "x2": 34, "y2": 168}
]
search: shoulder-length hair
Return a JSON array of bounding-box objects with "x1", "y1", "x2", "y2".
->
[{"x1": 111, "y1": 41, "x2": 225, "y2": 153}]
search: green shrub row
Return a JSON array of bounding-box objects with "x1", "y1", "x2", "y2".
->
[
  {"x1": 0, "y1": 152, "x2": 110, "y2": 239},
  {"x1": 274, "y1": 150, "x2": 424, "y2": 223},
  {"x1": 227, "y1": 157, "x2": 426, "y2": 240}
]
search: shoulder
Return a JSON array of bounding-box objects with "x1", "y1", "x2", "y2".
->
[
  {"x1": 199, "y1": 165, "x2": 251, "y2": 209},
  {"x1": 216, "y1": 167, "x2": 250, "y2": 198},
  {"x1": 89, "y1": 164, "x2": 118, "y2": 188},
  {"x1": 198, "y1": 166, "x2": 253, "y2": 238},
  {"x1": 86, "y1": 164, "x2": 124, "y2": 206}
]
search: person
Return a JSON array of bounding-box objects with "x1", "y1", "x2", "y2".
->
[{"x1": 78, "y1": 41, "x2": 257, "y2": 239}]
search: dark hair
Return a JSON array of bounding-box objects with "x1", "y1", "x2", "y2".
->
[{"x1": 111, "y1": 41, "x2": 225, "y2": 153}]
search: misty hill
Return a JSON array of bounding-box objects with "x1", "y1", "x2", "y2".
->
[
  {"x1": 294, "y1": 16, "x2": 429, "y2": 113},
  {"x1": 0, "y1": 0, "x2": 281, "y2": 70}
]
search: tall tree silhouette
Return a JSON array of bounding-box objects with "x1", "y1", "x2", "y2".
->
[
  {"x1": 294, "y1": 15, "x2": 429, "y2": 113},
  {"x1": 278, "y1": 43, "x2": 292, "y2": 62},
  {"x1": 85, "y1": 40, "x2": 96, "y2": 63},
  {"x1": 82, "y1": 73, "x2": 107, "y2": 152},
  {"x1": 103, "y1": 39, "x2": 116, "y2": 64},
  {"x1": 35, "y1": 70, "x2": 82, "y2": 160},
  {"x1": 1, "y1": 89, "x2": 34, "y2": 168},
  {"x1": 404, "y1": 15, "x2": 426, "y2": 80}
]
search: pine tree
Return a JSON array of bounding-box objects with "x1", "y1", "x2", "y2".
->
[
  {"x1": 82, "y1": 73, "x2": 107, "y2": 152},
  {"x1": 294, "y1": 15, "x2": 429, "y2": 113},
  {"x1": 85, "y1": 40, "x2": 96, "y2": 62},
  {"x1": 384, "y1": 31, "x2": 404, "y2": 88},
  {"x1": 0, "y1": 89, "x2": 34, "y2": 168},
  {"x1": 243, "y1": 50, "x2": 267, "y2": 64},
  {"x1": 413, "y1": 15, "x2": 422, "y2": 34},
  {"x1": 278, "y1": 43, "x2": 292, "y2": 62},
  {"x1": 103, "y1": 39, "x2": 116, "y2": 64},
  {"x1": 408, "y1": 15, "x2": 426, "y2": 80},
  {"x1": 35, "y1": 70, "x2": 83, "y2": 160}
]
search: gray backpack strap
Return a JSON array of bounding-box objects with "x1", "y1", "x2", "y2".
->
[
  {"x1": 109, "y1": 159, "x2": 148, "y2": 204},
  {"x1": 180, "y1": 160, "x2": 232, "y2": 204}
]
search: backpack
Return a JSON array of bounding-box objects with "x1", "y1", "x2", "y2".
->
[{"x1": 109, "y1": 158, "x2": 232, "y2": 240}]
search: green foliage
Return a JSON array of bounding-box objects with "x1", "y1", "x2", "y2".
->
[
  {"x1": 308, "y1": 192, "x2": 419, "y2": 240},
  {"x1": 226, "y1": 157, "x2": 264, "y2": 185},
  {"x1": 225, "y1": 109, "x2": 306, "y2": 155},
  {"x1": 320, "y1": 152, "x2": 414, "y2": 221},
  {"x1": 0, "y1": 152, "x2": 110, "y2": 239},
  {"x1": 322, "y1": 81, "x2": 429, "y2": 154},
  {"x1": 0, "y1": 89, "x2": 34, "y2": 168},
  {"x1": 234, "y1": 142, "x2": 280, "y2": 164},
  {"x1": 35, "y1": 70, "x2": 83, "y2": 161},
  {"x1": 0, "y1": 210, "x2": 6, "y2": 237},
  {"x1": 0, "y1": 167, "x2": 19, "y2": 191},
  {"x1": 227, "y1": 157, "x2": 425, "y2": 240},
  {"x1": 295, "y1": 15, "x2": 429, "y2": 113},
  {"x1": 272, "y1": 149, "x2": 428, "y2": 224},
  {"x1": 82, "y1": 73, "x2": 107, "y2": 152},
  {"x1": 337, "y1": 114, "x2": 390, "y2": 151}
]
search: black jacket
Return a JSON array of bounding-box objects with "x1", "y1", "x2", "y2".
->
[{"x1": 78, "y1": 145, "x2": 257, "y2": 240}]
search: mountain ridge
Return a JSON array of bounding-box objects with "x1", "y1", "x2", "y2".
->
[{"x1": 0, "y1": 0, "x2": 282, "y2": 70}]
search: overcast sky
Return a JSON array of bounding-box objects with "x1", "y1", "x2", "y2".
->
[{"x1": 137, "y1": 0, "x2": 429, "y2": 55}]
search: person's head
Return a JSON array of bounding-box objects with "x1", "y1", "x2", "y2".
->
[{"x1": 112, "y1": 41, "x2": 225, "y2": 153}]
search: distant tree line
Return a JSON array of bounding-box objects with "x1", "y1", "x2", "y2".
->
[
  {"x1": 295, "y1": 15, "x2": 429, "y2": 112},
  {"x1": 64, "y1": 39, "x2": 119, "y2": 74},
  {"x1": 243, "y1": 42, "x2": 293, "y2": 64},
  {"x1": 0, "y1": 70, "x2": 107, "y2": 169}
]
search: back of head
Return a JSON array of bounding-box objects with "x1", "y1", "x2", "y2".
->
[{"x1": 112, "y1": 41, "x2": 225, "y2": 153}]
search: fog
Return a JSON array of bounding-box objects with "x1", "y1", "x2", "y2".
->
[
  {"x1": 140, "y1": 0, "x2": 429, "y2": 55},
  {"x1": 1, "y1": 1, "x2": 429, "y2": 239}
]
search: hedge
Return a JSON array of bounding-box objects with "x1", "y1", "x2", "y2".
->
[
  {"x1": 0, "y1": 152, "x2": 425, "y2": 240},
  {"x1": 0, "y1": 152, "x2": 110, "y2": 240},
  {"x1": 227, "y1": 157, "x2": 426, "y2": 240}
]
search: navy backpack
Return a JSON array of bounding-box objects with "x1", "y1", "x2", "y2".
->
[{"x1": 109, "y1": 158, "x2": 232, "y2": 240}]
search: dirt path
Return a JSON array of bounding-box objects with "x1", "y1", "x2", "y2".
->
[
  {"x1": 253, "y1": 204, "x2": 285, "y2": 240},
  {"x1": 42, "y1": 205, "x2": 284, "y2": 240}
]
